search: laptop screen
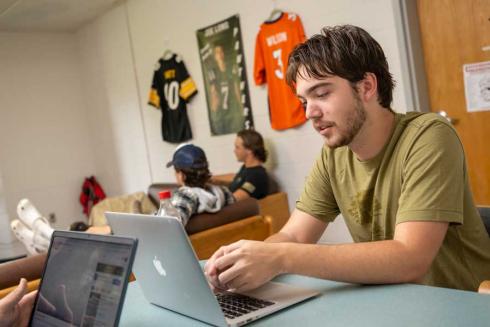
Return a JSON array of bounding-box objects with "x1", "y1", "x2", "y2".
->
[{"x1": 30, "y1": 232, "x2": 136, "y2": 327}]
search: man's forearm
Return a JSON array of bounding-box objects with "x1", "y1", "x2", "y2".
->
[{"x1": 276, "y1": 240, "x2": 426, "y2": 284}]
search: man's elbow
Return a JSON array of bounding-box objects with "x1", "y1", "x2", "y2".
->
[{"x1": 399, "y1": 254, "x2": 433, "y2": 283}]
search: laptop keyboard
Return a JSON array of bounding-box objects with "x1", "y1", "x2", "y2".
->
[{"x1": 216, "y1": 293, "x2": 275, "y2": 319}]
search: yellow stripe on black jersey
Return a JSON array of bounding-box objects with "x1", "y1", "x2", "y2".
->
[
  {"x1": 180, "y1": 77, "x2": 197, "y2": 100},
  {"x1": 148, "y1": 88, "x2": 160, "y2": 108}
]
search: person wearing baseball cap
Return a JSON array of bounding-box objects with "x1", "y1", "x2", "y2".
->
[{"x1": 163, "y1": 144, "x2": 235, "y2": 226}]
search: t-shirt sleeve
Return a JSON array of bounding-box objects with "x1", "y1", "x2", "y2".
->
[
  {"x1": 148, "y1": 63, "x2": 161, "y2": 109},
  {"x1": 177, "y1": 59, "x2": 198, "y2": 102},
  {"x1": 296, "y1": 148, "x2": 340, "y2": 223},
  {"x1": 254, "y1": 30, "x2": 266, "y2": 85},
  {"x1": 238, "y1": 171, "x2": 262, "y2": 196},
  {"x1": 397, "y1": 122, "x2": 465, "y2": 225}
]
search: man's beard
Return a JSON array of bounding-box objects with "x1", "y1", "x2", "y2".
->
[{"x1": 327, "y1": 92, "x2": 367, "y2": 149}]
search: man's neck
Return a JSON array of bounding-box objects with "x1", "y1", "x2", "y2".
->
[
  {"x1": 349, "y1": 106, "x2": 396, "y2": 161},
  {"x1": 243, "y1": 156, "x2": 262, "y2": 168}
]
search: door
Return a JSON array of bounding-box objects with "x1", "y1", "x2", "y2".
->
[{"x1": 417, "y1": 0, "x2": 490, "y2": 205}]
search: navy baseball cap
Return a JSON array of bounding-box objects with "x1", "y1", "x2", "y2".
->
[{"x1": 166, "y1": 144, "x2": 208, "y2": 169}]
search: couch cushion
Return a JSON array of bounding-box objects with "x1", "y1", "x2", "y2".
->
[{"x1": 185, "y1": 197, "x2": 259, "y2": 235}]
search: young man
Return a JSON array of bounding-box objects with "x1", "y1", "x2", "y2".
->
[
  {"x1": 229, "y1": 130, "x2": 269, "y2": 200},
  {"x1": 166, "y1": 144, "x2": 235, "y2": 226},
  {"x1": 205, "y1": 25, "x2": 490, "y2": 292}
]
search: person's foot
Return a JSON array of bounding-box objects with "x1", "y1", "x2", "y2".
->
[
  {"x1": 10, "y1": 220, "x2": 49, "y2": 255},
  {"x1": 16, "y1": 199, "x2": 43, "y2": 228},
  {"x1": 16, "y1": 199, "x2": 53, "y2": 240}
]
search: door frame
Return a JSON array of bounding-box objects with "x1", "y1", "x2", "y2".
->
[{"x1": 392, "y1": 0, "x2": 431, "y2": 113}]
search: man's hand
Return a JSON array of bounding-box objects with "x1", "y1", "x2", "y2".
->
[
  {"x1": 205, "y1": 245, "x2": 231, "y2": 291},
  {"x1": 0, "y1": 278, "x2": 37, "y2": 327},
  {"x1": 206, "y1": 240, "x2": 285, "y2": 292}
]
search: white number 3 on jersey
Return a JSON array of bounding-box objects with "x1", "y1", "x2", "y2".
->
[{"x1": 273, "y1": 49, "x2": 284, "y2": 80}]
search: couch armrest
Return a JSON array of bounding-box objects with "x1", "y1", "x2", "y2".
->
[{"x1": 190, "y1": 215, "x2": 271, "y2": 260}]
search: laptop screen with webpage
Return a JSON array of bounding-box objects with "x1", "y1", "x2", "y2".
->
[{"x1": 29, "y1": 231, "x2": 137, "y2": 327}]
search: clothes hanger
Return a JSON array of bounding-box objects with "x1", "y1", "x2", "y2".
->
[
  {"x1": 267, "y1": 8, "x2": 283, "y2": 22},
  {"x1": 162, "y1": 49, "x2": 173, "y2": 60},
  {"x1": 162, "y1": 38, "x2": 173, "y2": 60},
  {"x1": 266, "y1": 0, "x2": 282, "y2": 22}
]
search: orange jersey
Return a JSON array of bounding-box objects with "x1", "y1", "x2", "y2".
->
[{"x1": 254, "y1": 12, "x2": 306, "y2": 130}]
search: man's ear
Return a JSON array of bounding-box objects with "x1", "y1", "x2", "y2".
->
[{"x1": 359, "y1": 72, "x2": 378, "y2": 102}]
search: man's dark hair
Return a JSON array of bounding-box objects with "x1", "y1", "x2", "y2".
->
[
  {"x1": 237, "y1": 129, "x2": 268, "y2": 162},
  {"x1": 176, "y1": 167, "x2": 211, "y2": 188},
  {"x1": 286, "y1": 25, "x2": 395, "y2": 109}
]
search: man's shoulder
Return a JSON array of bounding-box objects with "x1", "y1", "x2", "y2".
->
[
  {"x1": 397, "y1": 111, "x2": 459, "y2": 143},
  {"x1": 400, "y1": 111, "x2": 452, "y2": 130},
  {"x1": 243, "y1": 165, "x2": 269, "y2": 179},
  {"x1": 245, "y1": 165, "x2": 267, "y2": 172}
]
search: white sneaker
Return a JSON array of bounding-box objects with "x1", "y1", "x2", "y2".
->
[
  {"x1": 17, "y1": 198, "x2": 53, "y2": 240},
  {"x1": 11, "y1": 219, "x2": 49, "y2": 255}
]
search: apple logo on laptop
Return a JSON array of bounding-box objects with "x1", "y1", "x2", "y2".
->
[{"x1": 153, "y1": 255, "x2": 167, "y2": 276}]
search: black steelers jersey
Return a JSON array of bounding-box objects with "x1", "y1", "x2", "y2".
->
[{"x1": 148, "y1": 54, "x2": 198, "y2": 143}]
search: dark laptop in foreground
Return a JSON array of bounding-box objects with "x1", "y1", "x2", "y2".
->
[
  {"x1": 106, "y1": 212, "x2": 319, "y2": 327},
  {"x1": 29, "y1": 230, "x2": 137, "y2": 327}
]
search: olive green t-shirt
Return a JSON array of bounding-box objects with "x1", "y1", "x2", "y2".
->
[{"x1": 297, "y1": 112, "x2": 490, "y2": 291}]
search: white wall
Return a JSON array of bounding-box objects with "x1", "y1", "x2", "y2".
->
[
  {"x1": 78, "y1": 5, "x2": 151, "y2": 197},
  {"x1": 76, "y1": 0, "x2": 410, "y2": 243},
  {"x1": 0, "y1": 32, "x2": 96, "y2": 229},
  {"x1": 0, "y1": 169, "x2": 14, "y2": 244}
]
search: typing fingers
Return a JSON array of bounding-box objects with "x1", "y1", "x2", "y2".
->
[
  {"x1": 216, "y1": 260, "x2": 243, "y2": 287},
  {"x1": 205, "y1": 246, "x2": 227, "y2": 274}
]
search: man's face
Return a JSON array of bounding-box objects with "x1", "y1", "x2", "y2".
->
[
  {"x1": 214, "y1": 46, "x2": 225, "y2": 64},
  {"x1": 296, "y1": 70, "x2": 367, "y2": 148},
  {"x1": 234, "y1": 137, "x2": 248, "y2": 162}
]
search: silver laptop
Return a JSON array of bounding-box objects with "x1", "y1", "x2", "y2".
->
[
  {"x1": 29, "y1": 230, "x2": 137, "y2": 327},
  {"x1": 106, "y1": 212, "x2": 319, "y2": 327}
]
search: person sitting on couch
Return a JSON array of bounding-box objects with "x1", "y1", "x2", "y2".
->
[
  {"x1": 229, "y1": 129, "x2": 269, "y2": 201},
  {"x1": 166, "y1": 144, "x2": 236, "y2": 226}
]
